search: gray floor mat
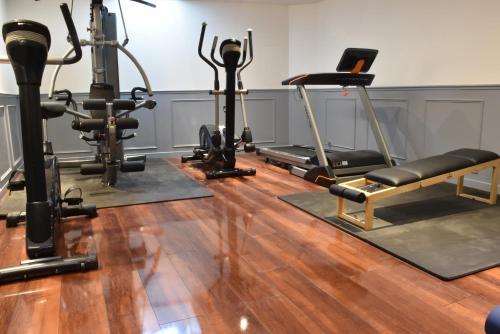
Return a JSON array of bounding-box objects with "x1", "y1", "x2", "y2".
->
[
  {"x1": 279, "y1": 183, "x2": 500, "y2": 280},
  {"x1": 1, "y1": 159, "x2": 212, "y2": 211}
]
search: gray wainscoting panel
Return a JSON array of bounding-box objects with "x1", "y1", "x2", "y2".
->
[
  {"x1": 369, "y1": 99, "x2": 409, "y2": 160},
  {"x1": 171, "y1": 98, "x2": 214, "y2": 148},
  {"x1": 7, "y1": 104, "x2": 22, "y2": 164},
  {"x1": 325, "y1": 98, "x2": 356, "y2": 150},
  {"x1": 235, "y1": 98, "x2": 276, "y2": 144},
  {"x1": 5, "y1": 87, "x2": 500, "y2": 192},
  {"x1": 39, "y1": 89, "x2": 289, "y2": 160},
  {"x1": 123, "y1": 104, "x2": 158, "y2": 152},
  {"x1": 0, "y1": 106, "x2": 11, "y2": 179},
  {"x1": 47, "y1": 112, "x2": 94, "y2": 158},
  {"x1": 423, "y1": 100, "x2": 484, "y2": 156},
  {"x1": 0, "y1": 94, "x2": 21, "y2": 191},
  {"x1": 288, "y1": 86, "x2": 500, "y2": 192}
]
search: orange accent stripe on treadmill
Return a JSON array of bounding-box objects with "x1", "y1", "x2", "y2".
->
[
  {"x1": 351, "y1": 59, "x2": 365, "y2": 74},
  {"x1": 289, "y1": 74, "x2": 309, "y2": 85},
  {"x1": 315, "y1": 175, "x2": 336, "y2": 183}
]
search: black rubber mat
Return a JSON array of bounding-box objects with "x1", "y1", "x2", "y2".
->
[
  {"x1": 279, "y1": 183, "x2": 500, "y2": 280},
  {"x1": 1, "y1": 159, "x2": 212, "y2": 211}
]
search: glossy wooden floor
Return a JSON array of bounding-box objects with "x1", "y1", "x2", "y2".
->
[{"x1": 1, "y1": 155, "x2": 499, "y2": 333}]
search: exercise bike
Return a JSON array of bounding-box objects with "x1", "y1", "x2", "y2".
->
[
  {"x1": 48, "y1": 0, "x2": 156, "y2": 186},
  {"x1": 181, "y1": 23, "x2": 256, "y2": 179},
  {"x1": 0, "y1": 3, "x2": 98, "y2": 284}
]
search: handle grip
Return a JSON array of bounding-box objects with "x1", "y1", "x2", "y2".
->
[
  {"x1": 210, "y1": 36, "x2": 224, "y2": 67},
  {"x1": 56, "y1": 3, "x2": 82, "y2": 65},
  {"x1": 54, "y1": 89, "x2": 72, "y2": 106},
  {"x1": 237, "y1": 29, "x2": 254, "y2": 89},
  {"x1": 237, "y1": 37, "x2": 248, "y2": 68},
  {"x1": 131, "y1": 87, "x2": 147, "y2": 101},
  {"x1": 198, "y1": 22, "x2": 220, "y2": 90}
]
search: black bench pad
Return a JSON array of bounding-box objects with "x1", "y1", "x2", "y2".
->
[
  {"x1": 365, "y1": 149, "x2": 498, "y2": 187},
  {"x1": 364, "y1": 168, "x2": 419, "y2": 187},
  {"x1": 444, "y1": 148, "x2": 499, "y2": 165}
]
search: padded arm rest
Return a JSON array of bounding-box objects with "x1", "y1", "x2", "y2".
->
[
  {"x1": 282, "y1": 73, "x2": 375, "y2": 87},
  {"x1": 113, "y1": 100, "x2": 136, "y2": 110},
  {"x1": 330, "y1": 184, "x2": 366, "y2": 203},
  {"x1": 83, "y1": 99, "x2": 106, "y2": 110},
  {"x1": 40, "y1": 102, "x2": 66, "y2": 119}
]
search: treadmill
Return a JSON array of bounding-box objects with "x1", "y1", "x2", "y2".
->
[{"x1": 257, "y1": 48, "x2": 393, "y2": 187}]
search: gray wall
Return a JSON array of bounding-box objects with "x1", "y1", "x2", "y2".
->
[
  {"x1": 45, "y1": 89, "x2": 290, "y2": 160},
  {"x1": 289, "y1": 86, "x2": 500, "y2": 192},
  {"x1": 0, "y1": 94, "x2": 22, "y2": 190},
  {"x1": 3, "y1": 86, "x2": 500, "y2": 193}
]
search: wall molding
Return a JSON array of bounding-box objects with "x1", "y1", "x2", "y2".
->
[
  {"x1": 370, "y1": 98, "x2": 409, "y2": 160},
  {"x1": 423, "y1": 99, "x2": 485, "y2": 156},
  {"x1": 325, "y1": 97, "x2": 357, "y2": 151}
]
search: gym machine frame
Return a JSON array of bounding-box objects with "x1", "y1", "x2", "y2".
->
[
  {"x1": 48, "y1": 0, "x2": 156, "y2": 186},
  {"x1": 181, "y1": 22, "x2": 256, "y2": 179},
  {"x1": 0, "y1": 3, "x2": 98, "y2": 284}
]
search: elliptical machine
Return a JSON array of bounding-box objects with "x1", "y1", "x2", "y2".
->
[
  {"x1": 48, "y1": 0, "x2": 156, "y2": 186},
  {"x1": 0, "y1": 3, "x2": 98, "y2": 284},
  {"x1": 181, "y1": 23, "x2": 256, "y2": 179}
]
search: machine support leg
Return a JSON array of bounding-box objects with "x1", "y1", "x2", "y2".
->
[
  {"x1": 456, "y1": 175, "x2": 465, "y2": 196},
  {"x1": 357, "y1": 86, "x2": 393, "y2": 167},
  {"x1": 490, "y1": 166, "x2": 499, "y2": 204},
  {"x1": 298, "y1": 85, "x2": 329, "y2": 168}
]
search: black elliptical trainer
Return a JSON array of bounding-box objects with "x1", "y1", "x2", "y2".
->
[
  {"x1": 182, "y1": 23, "x2": 256, "y2": 179},
  {"x1": 0, "y1": 3, "x2": 98, "y2": 284}
]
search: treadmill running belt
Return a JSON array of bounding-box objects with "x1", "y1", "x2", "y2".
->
[{"x1": 269, "y1": 146, "x2": 317, "y2": 158}]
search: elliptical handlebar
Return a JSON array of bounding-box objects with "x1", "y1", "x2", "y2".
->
[
  {"x1": 48, "y1": 3, "x2": 82, "y2": 65},
  {"x1": 237, "y1": 37, "x2": 248, "y2": 68},
  {"x1": 210, "y1": 36, "x2": 224, "y2": 68},
  {"x1": 131, "y1": 87, "x2": 147, "y2": 101},
  {"x1": 198, "y1": 22, "x2": 220, "y2": 90},
  {"x1": 0, "y1": 3, "x2": 81, "y2": 65},
  {"x1": 237, "y1": 29, "x2": 253, "y2": 90},
  {"x1": 54, "y1": 89, "x2": 73, "y2": 106}
]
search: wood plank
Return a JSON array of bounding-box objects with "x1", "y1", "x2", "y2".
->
[
  {"x1": 0, "y1": 155, "x2": 498, "y2": 334},
  {"x1": 264, "y1": 267, "x2": 380, "y2": 333}
]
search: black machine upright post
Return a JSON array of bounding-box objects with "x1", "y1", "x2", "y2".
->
[
  {"x1": 221, "y1": 39, "x2": 241, "y2": 168},
  {"x1": 0, "y1": 3, "x2": 99, "y2": 284},
  {"x1": 183, "y1": 23, "x2": 256, "y2": 179},
  {"x1": 3, "y1": 21, "x2": 53, "y2": 255}
]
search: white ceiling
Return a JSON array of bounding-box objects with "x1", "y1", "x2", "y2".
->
[{"x1": 198, "y1": 0, "x2": 322, "y2": 5}]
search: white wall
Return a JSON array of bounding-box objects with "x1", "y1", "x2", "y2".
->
[
  {"x1": 289, "y1": 0, "x2": 500, "y2": 87},
  {"x1": 2, "y1": 0, "x2": 289, "y2": 94},
  {"x1": 0, "y1": 0, "x2": 12, "y2": 94}
]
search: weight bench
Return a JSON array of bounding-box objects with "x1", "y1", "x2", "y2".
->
[{"x1": 329, "y1": 148, "x2": 500, "y2": 230}]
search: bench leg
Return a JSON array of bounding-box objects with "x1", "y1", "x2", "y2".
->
[
  {"x1": 336, "y1": 197, "x2": 344, "y2": 216},
  {"x1": 364, "y1": 200, "x2": 374, "y2": 230},
  {"x1": 490, "y1": 166, "x2": 498, "y2": 205},
  {"x1": 336, "y1": 198, "x2": 375, "y2": 231},
  {"x1": 457, "y1": 165, "x2": 499, "y2": 205},
  {"x1": 456, "y1": 175, "x2": 465, "y2": 196}
]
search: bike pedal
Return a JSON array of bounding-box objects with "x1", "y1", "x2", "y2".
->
[{"x1": 8, "y1": 180, "x2": 25, "y2": 192}]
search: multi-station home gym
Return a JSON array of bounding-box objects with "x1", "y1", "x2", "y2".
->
[{"x1": 1, "y1": 0, "x2": 500, "y2": 333}]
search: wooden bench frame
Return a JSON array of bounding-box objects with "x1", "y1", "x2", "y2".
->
[{"x1": 335, "y1": 159, "x2": 500, "y2": 230}]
